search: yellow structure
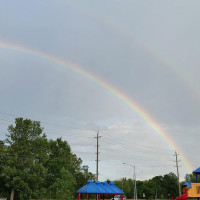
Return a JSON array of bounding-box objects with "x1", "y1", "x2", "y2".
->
[{"x1": 187, "y1": 183, "x2": 200, "y2": 198}]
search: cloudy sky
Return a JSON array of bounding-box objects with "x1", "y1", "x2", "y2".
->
[{"x1": 1, "y1": 0, "x2": 200, "y2": 182}]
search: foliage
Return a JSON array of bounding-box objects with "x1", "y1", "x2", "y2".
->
[
  {"x1": 2, "y1": 118, "x2": 48, "y2": 200},
  {"x1": 45, "y1": 137, "x2": 95, "y2": 199},
  {"x1": 0, "y1": 118, "x2": 95, "y2": 200},
  {"x1": 184, "y1": 173, "x2": 196, "y2": 183},
  {"x1": 53, "y1": 167, "x2": 76, "y2": 200},
  {"x1": 0, "y1": 141, "x2": 9, "y2": 199},
  {"x1": 114, "y1": 172, "x2": 179, "y2": 199},
  {"x1": 75, "y1": 165, "x2": 96, "y2": 192},
  {"x1": 162, "y1": 173, "x2": 179, "y2": 198},
  {"x1": 46, "y1": 137, "x2": 73, "y2": 195}
]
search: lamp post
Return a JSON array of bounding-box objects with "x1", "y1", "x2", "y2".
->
[{"x1": 123, "y1": 163, "x2": 137, "y2": 200}]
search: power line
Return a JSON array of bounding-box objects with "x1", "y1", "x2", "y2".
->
[
  {"x1": 102, "y1": 133, "x2": 173, "y2": 152},
  {"x1": 102, "y1": 135, "x2": 172, "y2": 154},
  {"x1": 0, "y1": 111, "x2": 97, "y2": 132}
]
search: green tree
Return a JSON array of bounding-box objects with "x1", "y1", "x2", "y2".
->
[
  {"x1": 46, "y1": 138, "x2": 75, "y2": 198},
  {"x1": 162, "y1": 173, "x2": 179, "y2": 198},
  {"x1": 136, "y1": 180, "x2": 145, "y2": 199},
  {"x1": 114, "y1": 172, "x2": 179, "y2": 199},
  {"x1": 0, "y1": 118, "x2": 96, "y2": 200},
  {"x1": 126, "y1": 178, "x2": 134, "y2": 199},
  {"x1": 46, "y1": 137, "x2": 95, "y2": 198},
  {"x1": 185, "y1": 173, "x2": 196, "y2": 183},
  {"x1": 53, "y1": 167, "x2": 76, "y2": 200},
  {"x1": 75, "y1": 165, "x2": 96, "y2": 192},
  {"x1": 2, "y1": 118, "x2": 48, "y2": 200},
  {"x1": 0, "y1": 140, "x2": 10, "y2": 199},
  {"x1": 143, "y1": 180, "x2": 155, "y2": 199},
  {"x1": 152, "y1": 175, "x2": 163, "y2": 199}
]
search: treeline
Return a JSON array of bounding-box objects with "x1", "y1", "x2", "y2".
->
[
  {"x1": 0, "y1": 118, "x2": 95, "y2": 200},
  {"x1": 114, "y1": 172, "x2": 194, "y2": 200}
]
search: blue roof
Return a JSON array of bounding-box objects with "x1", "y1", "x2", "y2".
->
[
  {"x1": 95, "y1": 181, "x2": 109, "y2": 193},
  {"x1": 193, "y1": 167, "x2": 200, "y2": 174},
  {"x1": 109, "y1": 182, "x2": 124, "y2": 194},
  {"x1": 183, "y1": 181, "x2": 192, "y2": 188},
  {"x1": 77, "y1": 180, "x2": 100, "y2": 194},
  {"x1": 77, "y1": 180, "x2": 124, "y2": 194},
  {"x1": 102, "y1": 181, "x2": 116, "y2": 194}
]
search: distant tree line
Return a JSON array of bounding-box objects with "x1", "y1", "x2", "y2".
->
[
  {"x1": 0, "y1": 118, "x2": 95, "y2": 200},
  {"x1": 114, "y1": 172, "x2": 196, "y2": 200}
]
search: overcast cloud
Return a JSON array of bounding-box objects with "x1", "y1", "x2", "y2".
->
[{"x1": 0, "y1": 0, "x2": 200, "y2": 182}]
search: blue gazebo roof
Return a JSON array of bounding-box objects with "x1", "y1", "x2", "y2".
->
[
  {"x1": 77, "y1": 180, "x2": 100, "y2": 194},
  {"x1": 77, "y1": 180, "x2": 124, "y2": 194},
  {"x1": 95, "y1": 181, "x2": 111, "y2": 194},
  {"x1": 102, "y1": 181, "x2": 116, "y2": 194},
  {"x1": 109, "y1": 182, "x2": 124, "y2": 194}
]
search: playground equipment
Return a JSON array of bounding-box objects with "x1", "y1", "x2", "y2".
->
[
  {"x1": 187, "y1": 167, "x2": 200, "y2": 198},
  {"x1": 176, "y1": 167, "x2": 200, "y2": 200}
]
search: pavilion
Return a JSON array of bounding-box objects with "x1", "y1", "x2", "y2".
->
[{"x1": 77, "y1": 180, "x2": 124, "y2": 200}]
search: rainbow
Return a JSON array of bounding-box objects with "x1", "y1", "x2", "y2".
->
[
  {"x1": 67, "y1": 1, "x2": 200, "y2": 101},
  {"x1": 0, "y1": 40, "x2": 193, "y2": 173}
]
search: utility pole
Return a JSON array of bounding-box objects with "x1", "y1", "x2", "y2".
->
[
  {"x1": 123, "y1": 163, "x2": 137, "y2": 200},
  {"x1": 95, "y1": 132, "x2": 101, "y2": 181},
  {"x1": 174, "y1": 151, "x2": 181, "y2": 196}
]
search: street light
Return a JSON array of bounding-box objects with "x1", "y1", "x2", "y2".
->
[{"x1": 123, "y1": 163, "x2": 137, "y2": 200}]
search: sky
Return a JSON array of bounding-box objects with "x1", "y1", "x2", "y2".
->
[{"x1": 1, "y1": 0, "x2": 200, "y2": 183}]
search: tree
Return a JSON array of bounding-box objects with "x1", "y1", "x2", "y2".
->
[
  {"x1": 45, "y1": 137, "x2": 95, "y2": 198},
  {"x1": 162, "y1": 173, "x2": 179, "y2": 198},
  {"x1": 0, "y1": 118, "x2": 95, "y2": 199},
  {"x1": 53, "y1": 167, "x2": 76, "y2": 200},
  {"x1": 125, "y1": 178, "x2": 134, "y2": 199},
  {"x1": 142, "y1": 180, "x2": 155, "y2": 199},
  {"x1": 75, "y1": 165, "x2": 96, "y2": 192},
  {"x1": 151, "y1": 176, "x2": 163, "y2": 199},
  {"x1": 2, "y1": 118, "x2": 48, "y2": 200},
  {"x1": 45, "y1": 138, "x2": 75, "y2": 198},
  {"x1": 0, "y1": 140, "x2": 10, "y2": 199},
  {"x1": 114, "y1": 172, "x2": 179, "y2": 199},
  {"x1": 184, "y1": 173, "x2": 196, "y2": 183}
]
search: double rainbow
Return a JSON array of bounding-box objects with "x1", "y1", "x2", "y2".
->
[{"x1": 0, "y1": 40, "x2": 193, "y2": 173}]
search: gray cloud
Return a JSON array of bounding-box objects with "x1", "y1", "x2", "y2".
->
[{"x1": 0, "y1": 0, "x2": 200, "y2": 182}]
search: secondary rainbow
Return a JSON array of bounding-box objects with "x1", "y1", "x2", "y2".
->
[
  {"x1": 0, "y1": 40, "x2": 193, "y2": 173},
  {"x1": 68, "y1": 1, "x2": 200, "y2": 101}
]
